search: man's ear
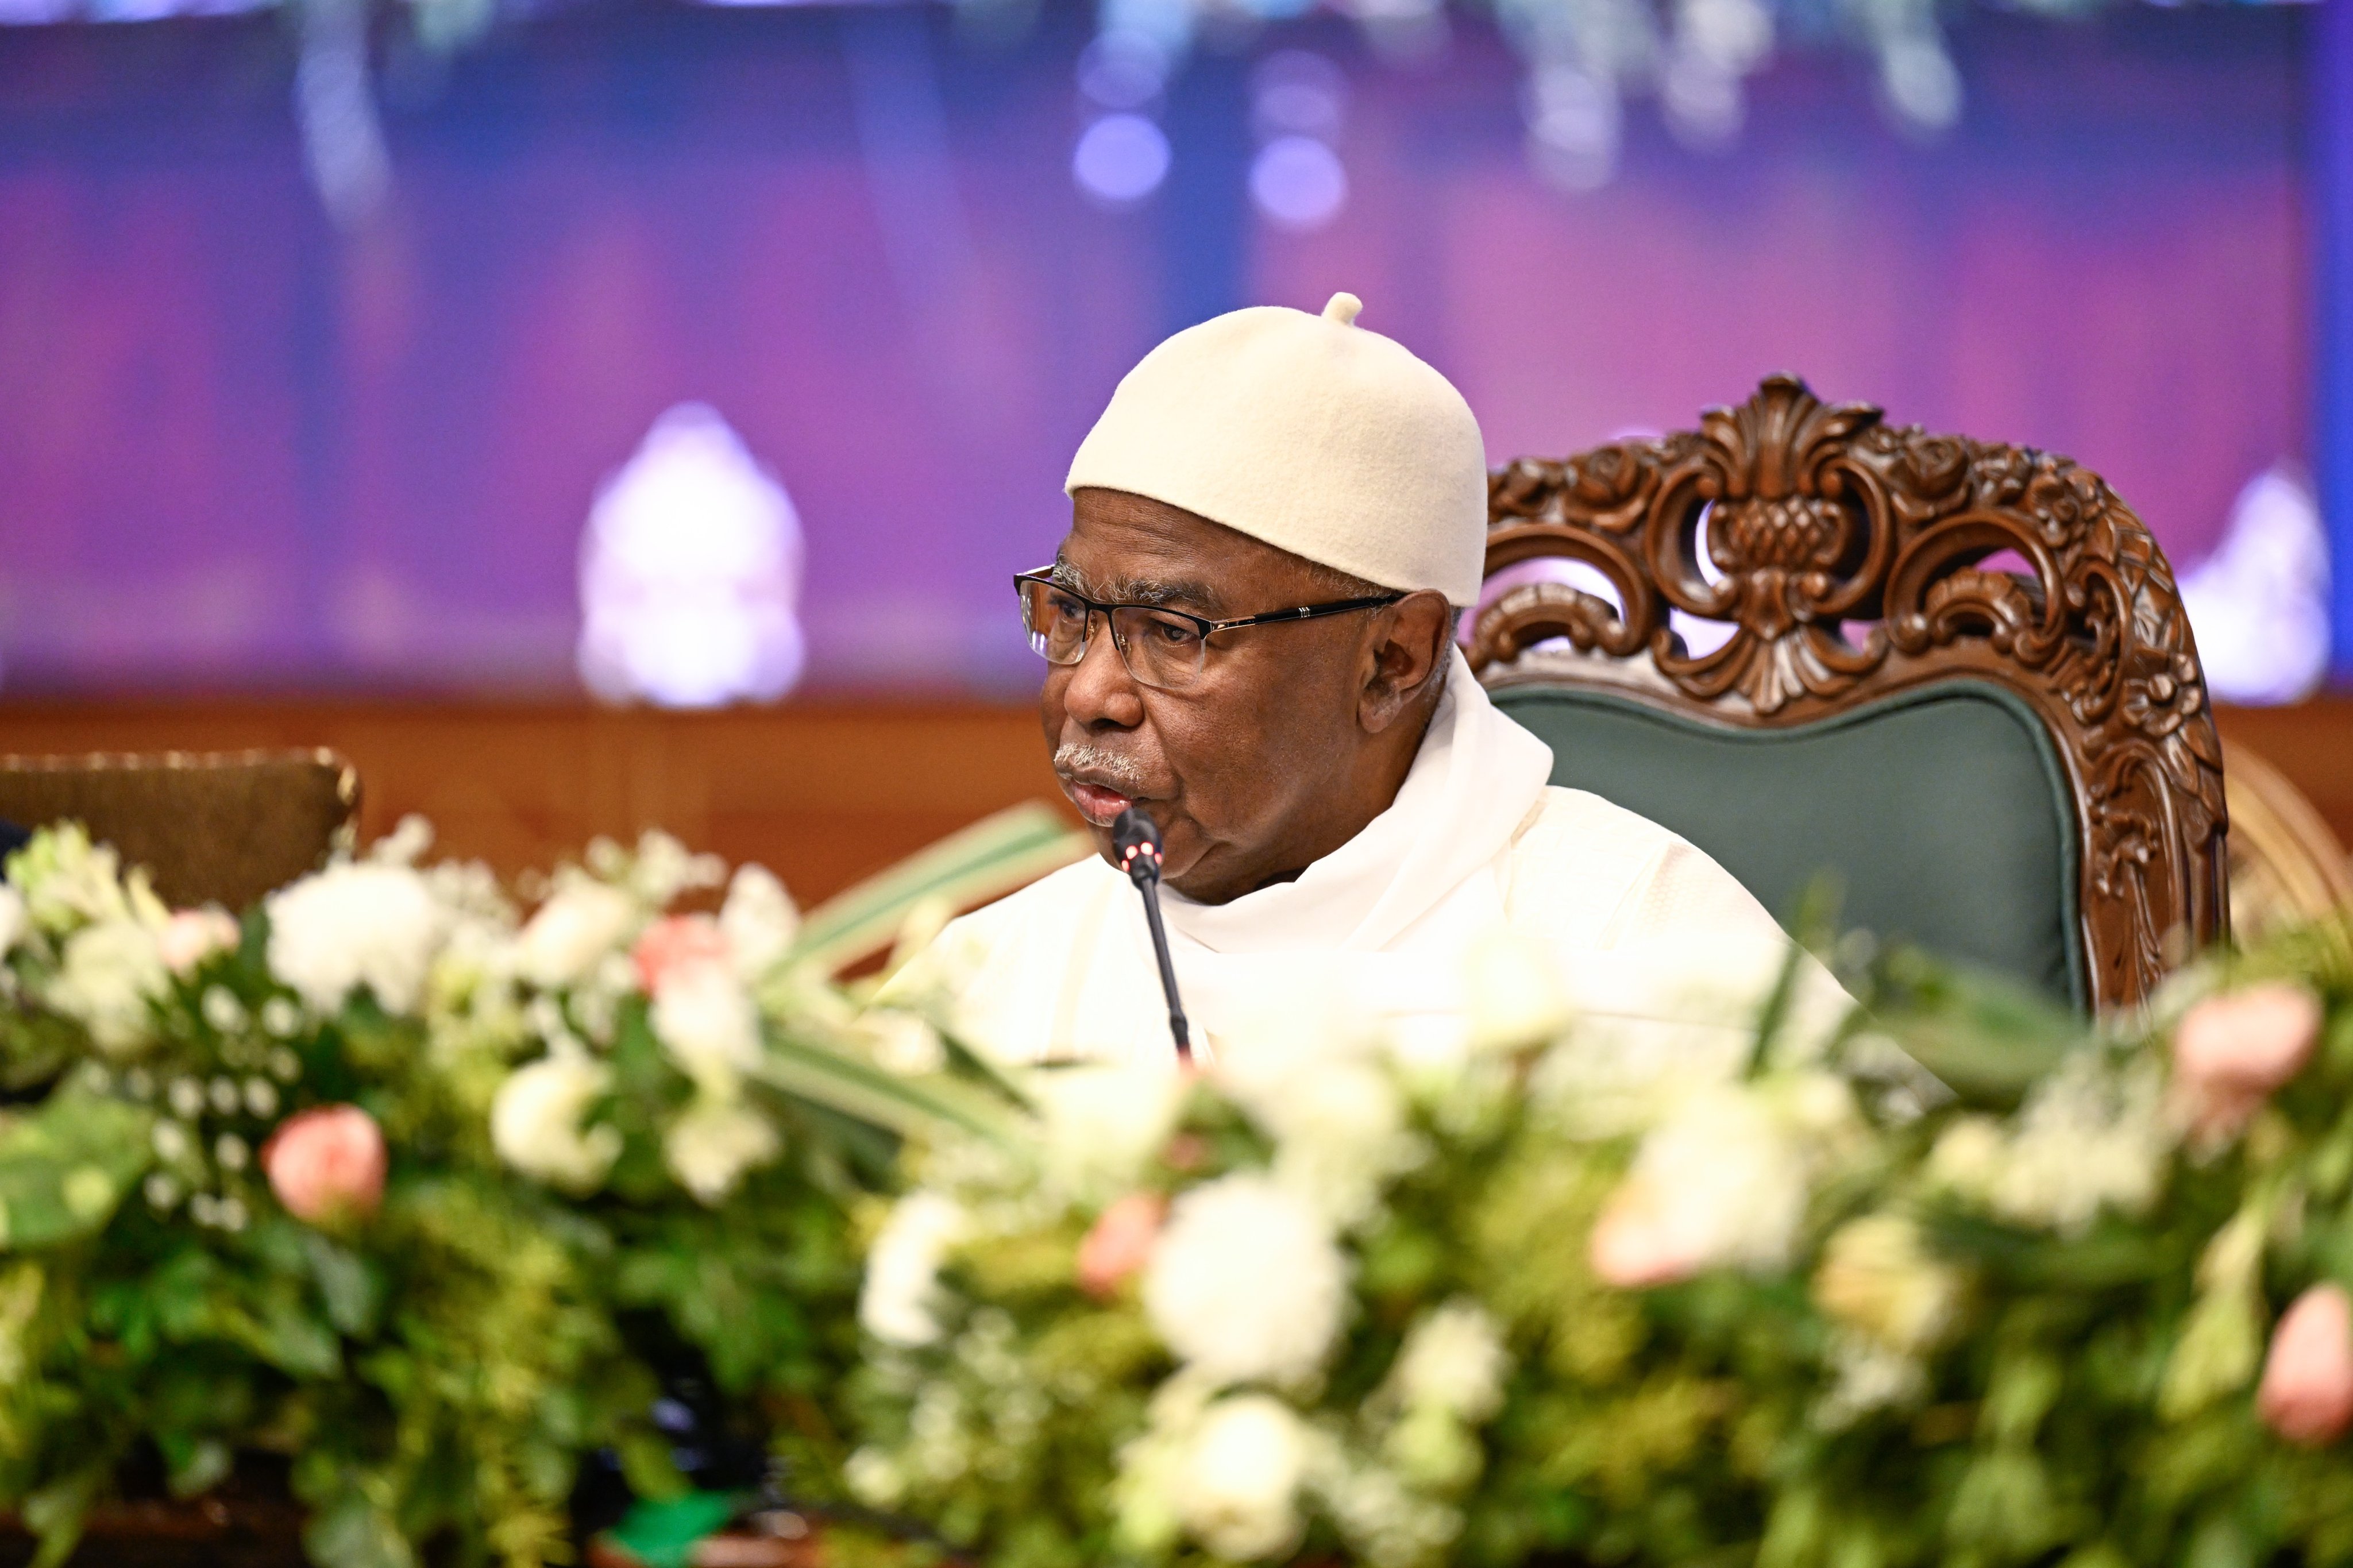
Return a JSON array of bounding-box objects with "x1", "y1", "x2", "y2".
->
[{"x1": 1359, "y1": 591, "x2": 1455, "y2": 734}]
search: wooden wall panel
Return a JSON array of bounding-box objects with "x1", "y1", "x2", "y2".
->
[
  {"x1": 0, "y1": 701, "x2": 1074, "y2": 905},
  {"x1": 1, "y1": 696, "x2": 2346, "y2": 905},
  {"x1": 2215, "y1": 702, "x2": 2353, "y2": 855}
]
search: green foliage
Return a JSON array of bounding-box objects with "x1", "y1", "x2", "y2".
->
[
  {"x1": 0, "y1": 1090, "x2": 154, "y2": 1249},
  {"x1": 0, "y1": 820, "x2": 1027, "y2": 1567},
  {"x1": 20, "y1": 802, "x2": 2353, "y2": 1568},
  {"x1": 842, "y1": 922, "x2": 2353, "y2": 1568}
]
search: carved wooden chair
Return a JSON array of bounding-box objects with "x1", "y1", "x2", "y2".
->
[
  {"x1": 1471, "y1": 374, "x2": 2228, "y2": 1013},
  {"x1": 0, "y1": 750, "x2": 360, "y2": 910}
]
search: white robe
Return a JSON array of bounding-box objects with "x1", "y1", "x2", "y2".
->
[{"x1": 889, "y1": 650, "x2": 1851, "y2": 1071}]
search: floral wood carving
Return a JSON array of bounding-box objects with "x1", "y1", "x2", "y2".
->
[{"x1": 1470, "y1": 373, "x2": 2228, "y2": 1011}]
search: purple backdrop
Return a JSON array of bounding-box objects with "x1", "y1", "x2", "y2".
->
[{"x1": 0, "y1": 1, "x2": 2309, "y2": 696}]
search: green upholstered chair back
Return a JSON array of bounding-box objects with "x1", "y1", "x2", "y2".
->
[
  {"x1": 1471, "y1": 376, "x2": 2228, "y2": 1013},
  {"x1": 1494, "y1": 683, "x2": 2082, "y2": 1001}
]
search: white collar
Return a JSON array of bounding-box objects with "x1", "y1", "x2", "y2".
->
[{"x1": 1158, "y1": 648, "x2": 1554, "y2": 955}]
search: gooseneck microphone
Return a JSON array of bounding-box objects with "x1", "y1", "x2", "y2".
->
[{"x1": 1110, "y1": 807, "x2": 1193, "y2": 1064}]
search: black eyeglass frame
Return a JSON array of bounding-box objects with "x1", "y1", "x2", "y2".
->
[{"x1": 1014, "y1": 568, "x2": 1407, "y2": 688}]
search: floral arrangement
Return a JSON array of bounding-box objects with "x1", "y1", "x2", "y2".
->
[
  {"x1": 15, "y1": 797, "x2": 2353, "y2": 1568},
  {"x1": 0, "y1": 810, "x2": 1073, "y2": 1568},
  {"x1": 840, "y1": 924, "x2": 2353, "y2": 1568}
]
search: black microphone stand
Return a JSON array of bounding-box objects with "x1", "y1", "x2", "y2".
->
[{"x1": 1110, "y1": 807, "x2": 1193, "y2": 1063}]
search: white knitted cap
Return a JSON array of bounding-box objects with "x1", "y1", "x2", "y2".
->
[{"x1": 1064, "y1": 293, "x2": 1489, "y2": 607}]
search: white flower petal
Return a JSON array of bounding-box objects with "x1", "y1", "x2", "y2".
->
[
  {"x1": 662, "y1": 1096, "x2": 781, "y2": 1204},
  {"x1": 491, "y1": 1044, "x2": 622, "y2": 1192},
  {"x1": 264, "y1": 863, "x2": 448, "y2": 1015},
  {"x1": 1394, "y1": 1300, "x2": 1508, "y2": 1422},
  {"x1": 1144, "y1": 1172, "x2": 1348, "y2": 1386},
  {"x1": 47, "y1": 919, "x2": 171, "y2": 1057},
  {"x1": 650, "y1": 965, "x2": 762, "y2": 1092},
  {"x1": 859, "y1": 1192, "x2": 965, "y2": 1347},
  {"x1": 719, "y1": 864, "x2": 800, "y2": 980},
  {"x1": 514, "y1": 882, "x2": 637, "y2": 991},
  {"x1": 1174, "y1": 1395, "x2": 1309, "y2": 1561}
]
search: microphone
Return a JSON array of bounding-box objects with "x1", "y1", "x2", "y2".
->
[{"x1": 1111, "y1": 807, "x2": 1193, "y2": 1063}]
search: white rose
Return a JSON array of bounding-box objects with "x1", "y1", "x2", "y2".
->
[
  {"x1": 662, "y1": 1095, "x2": 781, "y2": 1204},
  {"x1": 859, "y1": 1192, "x2": 964, "y2": 1347},
  {"x1": 719, "y1": 864, "x2": 799, "y2": 980},
  {"x1": 1392, "y1": 1300, "x2": 1509, "y2": 1421},
  {"x1": 1145, "y1": 1172, "x2": 1349, "y2": 1386},
  {"x1": 1594, "y1": 1082, "x2": 1827, "y2": 1283},
  {"x1": 264, "y1": 862, "x2": 447, "y2": 1015},
  {"x1": 0, "y1": 886, "x2": 25, "y2": 957},
  {"x1": 514, "y1": 882, "x2": 637, "y2": 990},
  {"x1": 650, "y1": 964, "x2": 762, "y2": 1094},
  {"x1": 1175, "y1": 1395, "x2": 1309, "y2": 1562},
  {"x1": 491, "y1": 1044, "x2": 622, "y2": 1192},
  {"x1": 47, "y1": 918, "x2": 170, "y2": 1056},
  {"x1": 1031, "y1": 1064, "x2": 1185, "y2": 1196}
]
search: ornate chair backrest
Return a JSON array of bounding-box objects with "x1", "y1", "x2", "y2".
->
[
  {"x1": 1469, "y1": 375, "x2": 2227, "y2": 1013},
  {"x1": 0, "y1": 750, "x2": 360, "y2": 911}
]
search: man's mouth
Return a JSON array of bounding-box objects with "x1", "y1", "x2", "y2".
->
[
  {"x1": 1059, "y1": 775, "x2": 1138, "y2": 827},
  {"x1": 1052, "y1": 743, "x2": 1155, "y2": 829}
]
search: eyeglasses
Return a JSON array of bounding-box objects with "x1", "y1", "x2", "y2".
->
[{"x1": 1015, "y1": 569, "x2": 1405, "y2": 693}]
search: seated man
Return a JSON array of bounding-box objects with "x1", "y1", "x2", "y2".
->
[{"x1": 896, "y1": 292, "x2": 1845, "y2": 1067}]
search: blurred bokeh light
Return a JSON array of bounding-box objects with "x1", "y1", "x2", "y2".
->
[{"x1": 577, "y1": 403, "x2": 808, "y2": 709}]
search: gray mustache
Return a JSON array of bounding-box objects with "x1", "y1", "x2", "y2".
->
[{"x1": 1052, "y1": 743, "x2": 1148, "y2": 791}]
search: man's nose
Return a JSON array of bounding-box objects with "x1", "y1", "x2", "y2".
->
[{"x1": 1060, "y1": 613, "x2": 1146, "y2": 730}]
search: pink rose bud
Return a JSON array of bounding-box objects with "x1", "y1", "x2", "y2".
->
[
  {"x1": 159, "y1": 909, "x2": 241, "y2": 976},
  {"x1": 264, "y1": 1105, "x2": 387, "y2": 1225},
  {"x1": 1588, "y1": 1180, "x2": 1702, "y2": 1289},
  {"x1": 1077, "y1": 1192, "x2": 1166, "y2": 1299},
  {"x1": 2172, "y1": 982, "x2": 2323, "y2": 1142},
  {"x1": 631, "y1": 914, "x2": 731, "y2": 995},
  {"x1": 2260, "y1": 1283, "x2": 2353, "y2": 1446},
  {"x1": 1161, "y1": 1134, "x2": 1209, "y2": 1173}
]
